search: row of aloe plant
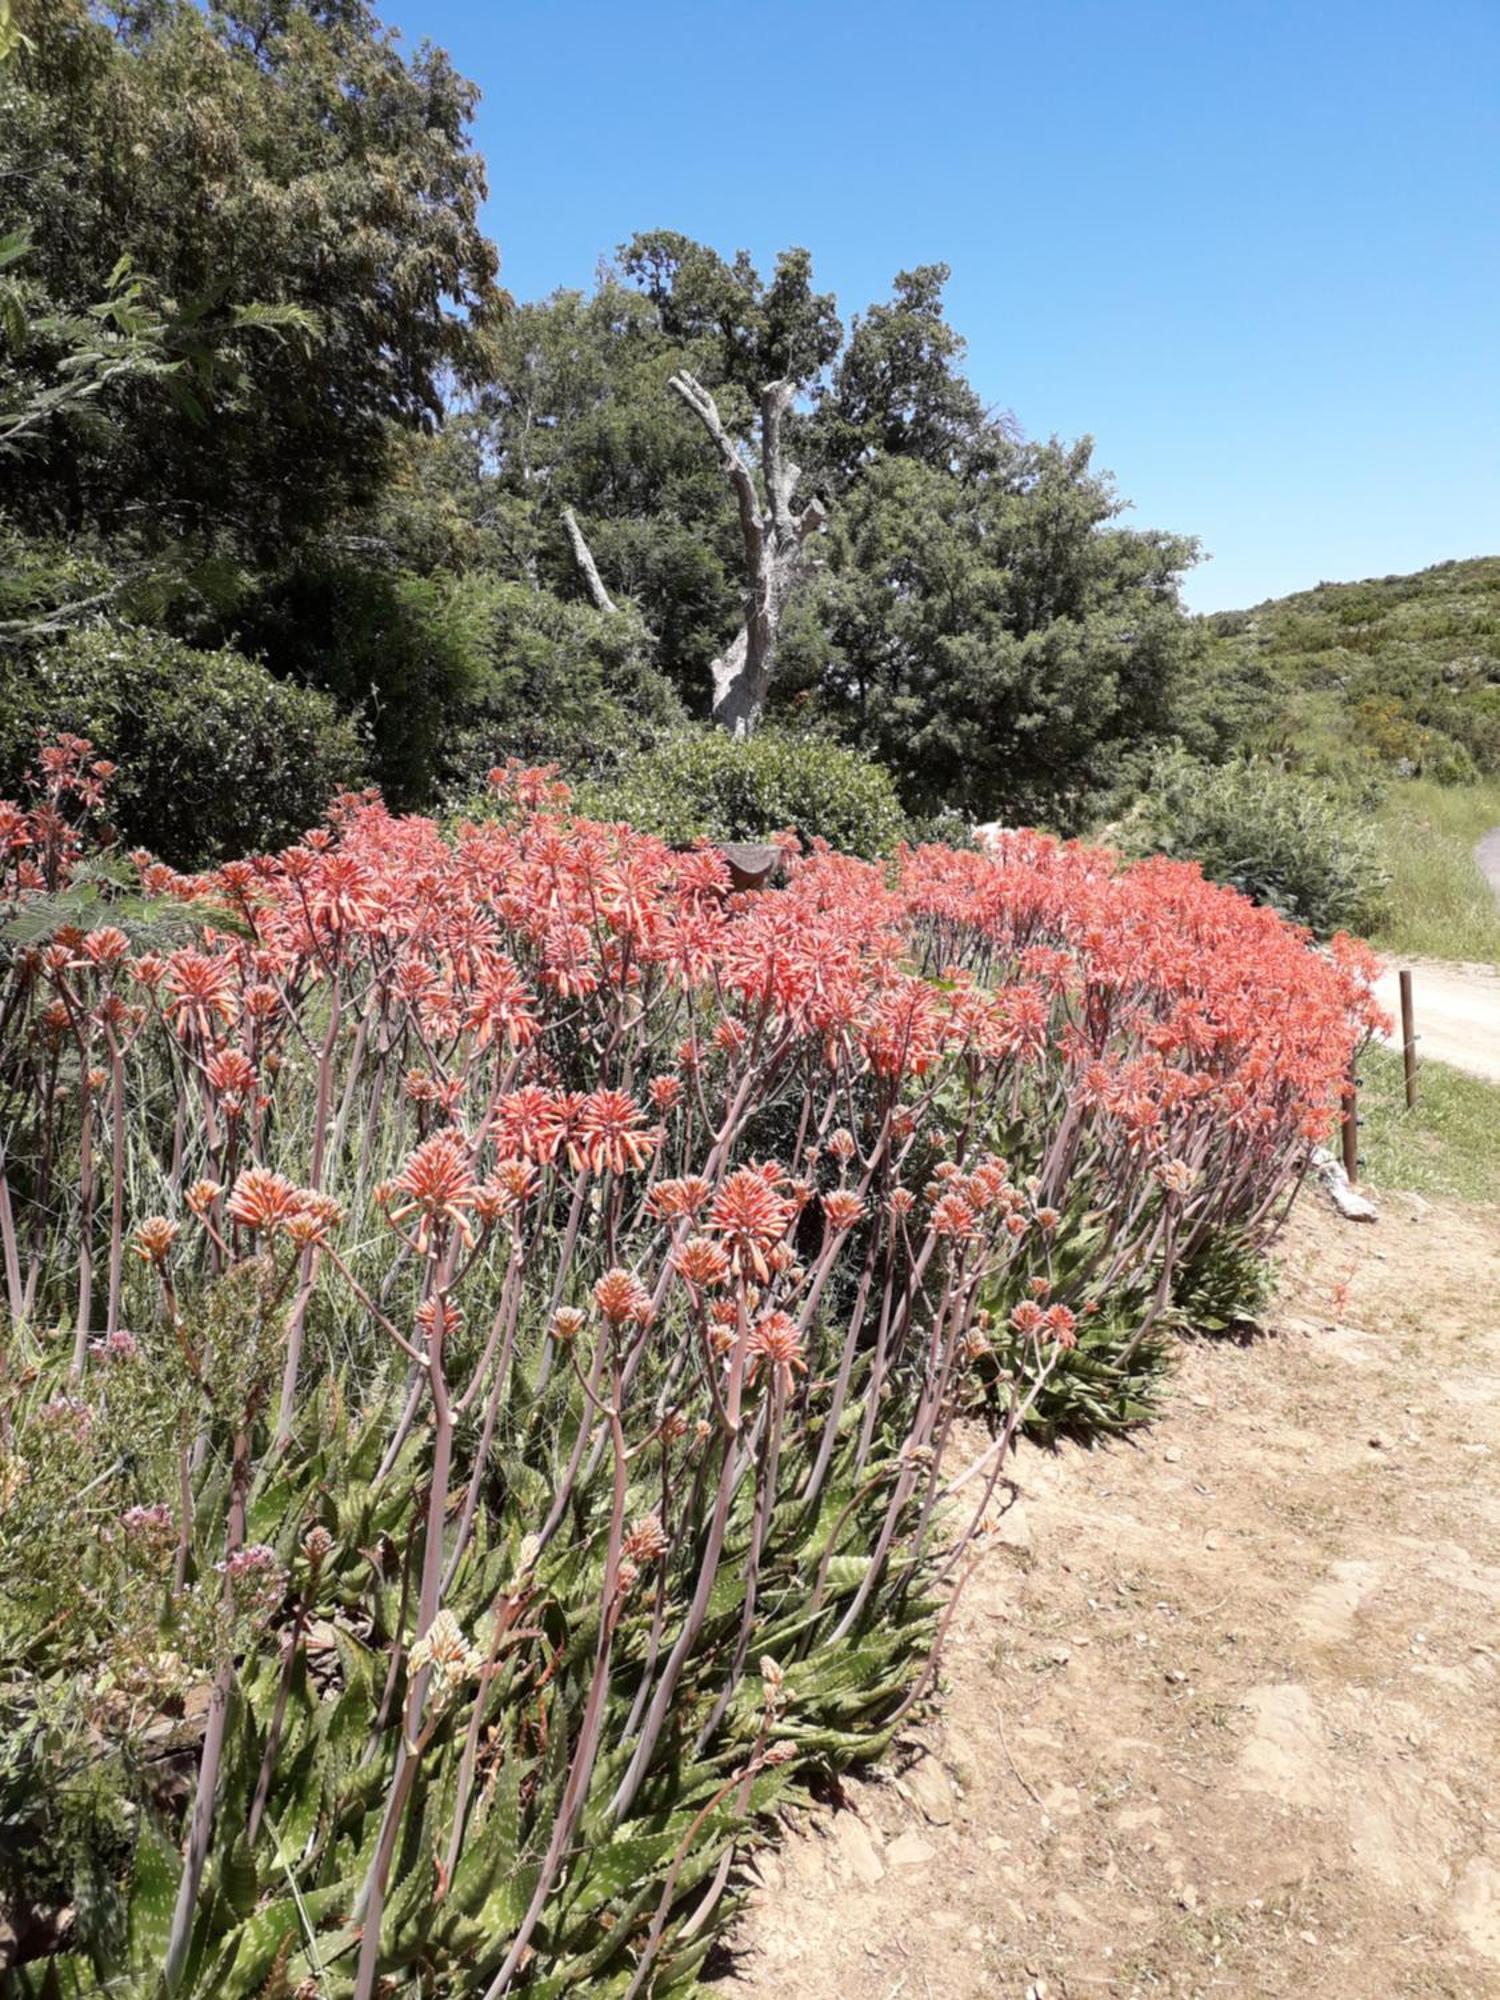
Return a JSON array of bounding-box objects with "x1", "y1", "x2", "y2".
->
[{"x1": 0, "y1": 744, "x2": 1377, "y2": 1992}]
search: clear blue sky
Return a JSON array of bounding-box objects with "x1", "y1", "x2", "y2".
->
[{"x1": 409, "y1": 0, "x2": 1498, "y2": 611}]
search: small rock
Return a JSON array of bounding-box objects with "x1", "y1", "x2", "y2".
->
[
  {"x1": 1163, "y1": 1446, "x2": 1183, "y2": 1464},
  {"x1": 887, "y1": 1831, "x2": 937, "y2": 1868},
  {"x1": 1176, "y1": 1884, "x2": 1199, "y2": 1911},
  {"x1": 831, "y1": 1811, "x2": 885, "y2": 1887},
  {"x1": 901, "y1": 1754, "x2": 955, "y2": 1827}
]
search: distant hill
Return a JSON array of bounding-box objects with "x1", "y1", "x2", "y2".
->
[{"x1": 1197, "y1": 556, "x2": 1500, "y2": 781}]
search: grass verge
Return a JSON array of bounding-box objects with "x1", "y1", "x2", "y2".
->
[
  {"x1": 1369, "y1": 778, "x2": 1500, "y2": 964},
  {"x1": 1358, "y1": 1044, "x2": 1500, "y2": 1204}
]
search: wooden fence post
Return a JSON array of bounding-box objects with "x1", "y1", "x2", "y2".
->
[
  {"x1": 1399, "y1": 968, "x2": 1417, "y2": 1110},
  {"x1": 1341, "y1": 1062, "x2": 1360, "y2": 1184}
]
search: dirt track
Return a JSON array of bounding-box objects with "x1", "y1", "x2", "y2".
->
[
  {"x1": 1374, "y1": 958, "x2": 1500, "y2": 1084},
  {"x1": 730, "y1": 1189, "x2": 1500, "y2": 1999}
]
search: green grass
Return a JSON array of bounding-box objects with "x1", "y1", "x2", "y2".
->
[
  {"x1": 1368, "y1": 777, "x2": 1500, "y2": 964},
  {"x1": 1358, "y1": 1044, "x2": 1500, "y2": 1203}
]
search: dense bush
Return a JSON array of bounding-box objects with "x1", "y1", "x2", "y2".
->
[
  {"x1": 0, "y1": 629, "x2": 366, "y2": 866},
  {"x1": 438, "y1": 582, "x2": 683, "y2": 797},
  {"x1": 575, "y1": 727, "x2": 909, "y2": 857},
  {"x1": 0, "y1": 748, "x2": 1376, "y2": 1993},
  {"x1": 229, "y1": 564, "x2": 681, "y2": 812},
  {"x1": 1119, "y1": 750, "x2": 1389, "y2": 938}
]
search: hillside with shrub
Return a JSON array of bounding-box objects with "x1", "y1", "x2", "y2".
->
[
  {"x1": 1157, "y1": 560, "x2": 1500, "y2": 959},
  {"x1": 1197, "y1": 556, "x2": 1500, "y2": 783}
]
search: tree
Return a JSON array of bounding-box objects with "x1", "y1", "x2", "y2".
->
[
  {"x1": 1, "y1": 0, "x2": 501, "y2": 553},
  {"x1": 460, "y1": 241, "x2": 845, "y2": 726},
  {"x1": 0, "y1": 234, "x2": 321, "y2": 641},
  {"x1": 666, "y1": 370, "x2": 825, "y2": 733},
  {"x1": 777, "y1": 444, "x2": 1203, "y2": 829},
  {"x1": 449, "y1": 237, "x2": 1202, "y2": 792},
  {"x1": 806, "y1": 263, "x2": 991, "y2": 492}
]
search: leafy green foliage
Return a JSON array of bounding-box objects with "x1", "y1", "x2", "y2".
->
[
  {"x1": 0, "y1": 627, "x2": 365, "y2": 864},
  {"x1": 1118, "y1": 749, "x2": 1388, "y2": 938},
  {"x1": 1, "y1": 0, "x2": 500, "y2": 552},
  {"x1": 231, "y1": 558, "x2": 681, "y2": 811},
  {"x1": 0, "y1": 232, "x2": 316, "y2": 461},
  {"x1": 575, "y1": 728, "x2": 909, "y2": 857},
  {"x1": 776, "y1": 449, "x2": 1203, "y2": 831},
  {"x1": 803, "y1": 263, "x2": 988, "y2": 493}
]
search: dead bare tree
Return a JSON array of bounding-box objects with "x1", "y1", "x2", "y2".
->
[
  {"x1": 560, "y1": 505, "x2": 617, "y2": 616},
  {"x1": 666, "y1": 372, "x2": 825, "y2": 736}
]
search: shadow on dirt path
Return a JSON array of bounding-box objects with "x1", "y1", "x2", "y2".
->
[{"x1": 729, "y1": 1190, "x2": 1500, "y2": 1999}]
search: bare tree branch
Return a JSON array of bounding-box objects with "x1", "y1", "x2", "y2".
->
[
  {"x1": 560, "y1": 506, "x2": 617, "y2": 616},
  {"x1": 668, "y1": 372, "x2": 764, "y2": 574},
  {"x1": 759, "y1": 379, "x2": 798, "y2": 539}
]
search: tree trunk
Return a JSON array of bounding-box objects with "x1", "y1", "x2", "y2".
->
[{"x1": 667, "y1": 372, "x2": 824, "y2": 735}]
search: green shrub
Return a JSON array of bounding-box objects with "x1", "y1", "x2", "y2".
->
[
  {"x1": 575, "y1": 727, "x2": 909, "y2": 857},
  {"x1": 1119, "y1": 750, "x2": 1388, "y2": 938},
  {"x1": 437, "y1": 578, "x2": 684, "y2": 797},
  {"x1": 0, "y1": 628, "x2": 365, "y2": 866},
  {"x1": 228, "y1": 562, "x2": 682, "y2": 812}
]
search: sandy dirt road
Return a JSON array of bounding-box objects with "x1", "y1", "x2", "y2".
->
[
  {"x1": 730, "y1": 1190, "x2": 1500, "y2": 2000},
  {"x1": 1373, "y1": 958, "x2": 1500, "y2": 1084}
]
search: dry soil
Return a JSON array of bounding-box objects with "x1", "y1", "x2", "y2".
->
[{"x1": 728, "y1": 1185, "x2": 1500, "y2": 1999}]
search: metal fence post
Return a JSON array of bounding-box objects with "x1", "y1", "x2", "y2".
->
[{"x1": 1341, "y1": 1062, "x2": 1360, "y2": 1184}]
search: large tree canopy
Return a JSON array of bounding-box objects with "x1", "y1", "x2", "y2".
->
[
  {"x1": 444, "y1": 239, "x2": 1202, "y2": 820},
  {"x1": 1, "y1": 0, "x2": 501, "y2": 552},
  {"x1": 778, "y1": 447, "x2": 1202, "y2": 825},
  {"x1": 2, "y1": 0, "x2": 1204, "y2": 842}
]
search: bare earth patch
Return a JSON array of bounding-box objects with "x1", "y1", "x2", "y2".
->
[{"x1": 729, "y1": 1188, "x2": 1500, "y2": 1998}]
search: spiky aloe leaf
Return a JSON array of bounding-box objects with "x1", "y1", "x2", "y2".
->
[
  {"x1": 125, "y1": 1810, "x2": 181, "y2": 1987},
  {"x1": 219, "y1": 1832, "x2": 259, "y2": 1919}
]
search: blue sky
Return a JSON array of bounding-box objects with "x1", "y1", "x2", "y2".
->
[{"x1": 410, "y1": 0, "x2": 1498, "y2": 611}]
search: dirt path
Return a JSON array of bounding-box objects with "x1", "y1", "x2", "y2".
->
[
  {"x1": 1374, "y1": 957, "x2": 1500, "y2": 1084},
  {"x1": 729, "y1": 1190, "x2": 1500, "y2": 1999}
]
